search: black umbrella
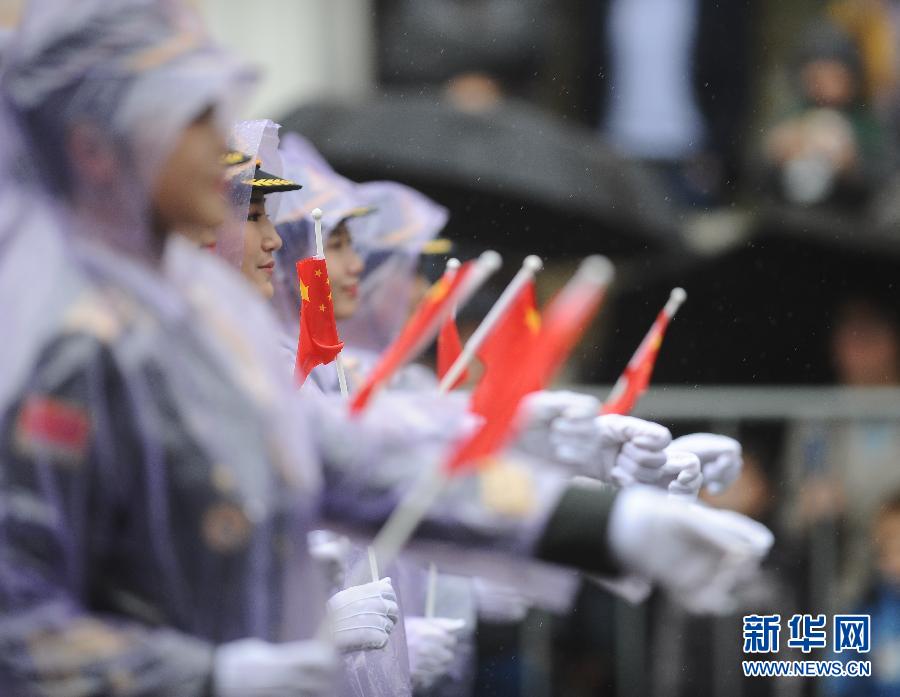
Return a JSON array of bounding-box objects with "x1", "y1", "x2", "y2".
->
[
  {"x1": 280, "y1": 92, "x2": 683, "y2": 259},
  {"x1": 586, "y1": 205, "x2": 900, "y2": 385}
]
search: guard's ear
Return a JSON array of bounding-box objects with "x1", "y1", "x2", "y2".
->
[{"x1": 67, "y1": 121, "x2": 120, "y2": 189}]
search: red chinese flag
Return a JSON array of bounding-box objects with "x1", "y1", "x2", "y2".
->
[
  {"x1": 471, "y1": 280, "x2": 541, "y2": 416},
  {"x1": 351, "y1": 261, "x2": 474, "y2": 413},
  {"x1": 600, "y1": 308, "x2": 672, "y2": 415},
  {"x1": 436, "y1": 315, "x2": 467, "y2": 389},
  {"x1": 446, "y1": 274, "x2": 606, "y2": 475},
  {"x1": 294, "y1": 258, "x2": 344, "y2": 385}
]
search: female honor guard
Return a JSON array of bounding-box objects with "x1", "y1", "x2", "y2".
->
[{"x1": 0, "y1": 3, "x2": 338, "y2": 696}]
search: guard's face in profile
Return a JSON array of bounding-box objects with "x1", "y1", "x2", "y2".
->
[
  {"x1": 154, "y1": 108, "x2": 229, "y2": 234},
  {"x1": 241, "y1": 197, "x2": 282, "y2": 299},
  {"x1": 324, "y1": 223, "x2": 364, "y2": 320}
]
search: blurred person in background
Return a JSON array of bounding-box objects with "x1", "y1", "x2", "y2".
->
[
  {"x1": 762, "y1": 20, "x2": 892, "y2": 209},
  {"x1": 783, "y1": 292, "x2": 900, "y2": 610},
  {"x1": 375, "y1": 0, "x2": 551, "y2": 110},
  {"x1": 828, "y1": 0, "x2": 900, "y2": 116},
  {"x1": 828, "y1": 491, "x2": 900, "y2": 696},
  {"x1": 587, "y1": 0, "x2": 754, "y2": 206},
  {"x1": 833, "y1": 295, "x2": 900, "y2": 387},
  {"x1": 377, "y1": 0, "x2": 754, "y2": 207},
  {"x1": 602, "y1": 0, "x2": 711, "y2": 206}
]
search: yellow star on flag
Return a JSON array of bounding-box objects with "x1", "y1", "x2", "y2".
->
[
  {"x1": 327, "y1": 293, "x2": 332, "y2": 301},
  {"x1": 326, "y1": 278, "x2": 330, "y2": 286},
  {"x1": 314, "y1": 269, "x2": 322, "y2": 277},
  {"x1": 525, "y1": 307, "x2": 541, "y2": 334},
  {"x1": 300, "y1": 279, "x2": 310, "y2": 303},
  {"x1": 319, "y1": 304, "x2": 326, "y2": 312}
]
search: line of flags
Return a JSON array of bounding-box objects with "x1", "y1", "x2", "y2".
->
[
  {"x1": 294, "y1": 247, "x2": 686, "y2": 416},
  {"x1": 292, "y1": 244, "x2": 685, "y2": 460},
  {"x1": 291, "y1": 240, "x2": 687, "y2": 577}
]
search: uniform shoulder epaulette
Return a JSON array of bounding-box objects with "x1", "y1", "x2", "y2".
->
[{"x1": 62, "y1": 291, "x2": 124, "y2": 344}]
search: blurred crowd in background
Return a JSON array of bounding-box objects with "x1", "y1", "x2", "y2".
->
[{"x1": 4, "y1": 0, "x2": 900, "y2": 695}]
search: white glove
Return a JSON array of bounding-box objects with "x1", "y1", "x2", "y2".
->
[
  {"x1": 214, "y1": 638, "x2": 337, "y2": 697},
  {"x1": 517, "y1": 390, "x2": 600, "y2": 462},
  {"x1": 609, "y1": 487, "x2": 774, "y2": 614},
  {"x1": 473, "y1": 578, "x2": 530, "y2": 623},
  {"x1": 406, "y1": 616, "x2": 466, "y2": 692},
  {"x1": 551, "y1": 413, "x2": 672, "y2": 485},
  {"x1": 522, "y1": 390, "x2": 601, "y2": 426},
  {"x1": 327, "y1": 577, "x2": 400, "y2": 652},
  {"x1": 307, "y1": 529, "x2": 351, "y2": 593},
  {"x1": 670, "y1": 433, "x2": 742, "y2": 495},
  {"x1": 659, "y1": 449, "x2": 703, "y2": 500},
  {"x1": 596, "y1": 414, "x2": 671, "y2": 485}
]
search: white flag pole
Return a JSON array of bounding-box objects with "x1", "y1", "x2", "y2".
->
[
  {"x1": 312, "y1": 207, "x2": 325, "y2": 257},
  {"x1": 312, "y1": 207, "x2": 350, "y2": 398},
  {"x1": 444, "y1": 257, "x2": 461, "y2": 318},
  {"x1": 438, "y1": 254, "x2": 543, "y2": 394},
  {"x1": 445, "y1": 257, "x2": 461, "y2": 277},
  {"x1": 367, "y1": 546, "x2": 380, "y2": 582}
]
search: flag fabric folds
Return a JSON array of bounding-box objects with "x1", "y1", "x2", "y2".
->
[
  {"x1": 470, "y1": 279, "x2": 541, "y2": 416},
  {"x1": 447, "y1": 271, "x2": 607, "y2": 475},
  {"x1": 350, "y1": 260, "x2": 475, "y2": 412},
  {"x1": 601, "y1": 306, "x2": 674, "y2": 415},
  {"x1": 294, "y1": 257, "x2": 344, "y2": 384}
]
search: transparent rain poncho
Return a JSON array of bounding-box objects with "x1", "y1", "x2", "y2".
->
[
  {"x1": 207, "y1": 119, "x2": 421, "y2": 697},
  {"x1": 0, "y1": 2, "x2": 331, "y2": 695},
  {"x1": 217, "y1": 118, "x2": 286, "y2": 268}
]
